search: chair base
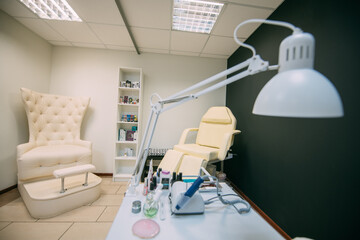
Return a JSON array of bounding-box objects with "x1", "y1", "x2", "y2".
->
[{"x1": 18, "y1": 173, "x2": 102, "y2": 219}]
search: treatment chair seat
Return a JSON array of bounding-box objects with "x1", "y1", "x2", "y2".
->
[
  {"x1": 18, "y1": 145, "x2": 91, "y2": 181},
  {"x1": 173, "y1": 144, "x2": 219, "y2": 161}
]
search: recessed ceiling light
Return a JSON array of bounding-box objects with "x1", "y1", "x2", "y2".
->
[
  {"x1": 172, "y1": 0, "x2": 224, "y2": 34},
  {"x1": 18, "y1": 0, "x2": 82, "y2": 22}
]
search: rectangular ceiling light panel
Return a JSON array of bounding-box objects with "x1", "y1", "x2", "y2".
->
[
  {"x1": 19, "y1": 0, "x2": 82, "y2": 21},
  {"x1": 172, "y1": 0, "x2": 223, "y2": 34}
]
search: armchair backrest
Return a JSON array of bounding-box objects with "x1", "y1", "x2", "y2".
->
[
  {"x1": 196, "y1": 107, "x2": 237, "y2": 149},
  {"x1": 21, "y1": 88, "x2": 90, "y2": 146}
]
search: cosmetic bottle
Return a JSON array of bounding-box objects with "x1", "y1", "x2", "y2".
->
[
  {"x1": 171, "y1": 172, "x2": 176, "y2": 186},
  {"x1": 142, "y1": 177, "x2": 148, "y2": 196},
  {"x1": 177, "y1": 172, "x2": 183, "y2": 182},
  {"x1": 157, "y1": 168, "x2": 162, "y2": 179},
  {"x1": 152, "y1": 176, "x2": 157, "y2": 189},
  {"x1": 143, "y1": 182, "x2": 158, "y2": 218},
  {"x1": 160, "y1": 170, "x2": 170, "y2": 189}
]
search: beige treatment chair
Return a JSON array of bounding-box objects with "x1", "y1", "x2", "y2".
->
[
  {"x1": 16, "y1": 88, "x2": 101, "y2": 218},
  {"x1": 158, "y1": 106, "x2": 240, "y2": 177}
]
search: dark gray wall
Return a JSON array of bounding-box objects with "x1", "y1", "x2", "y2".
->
[{"x1": 226, "y1": 0, "x2": 359, "y2": 239}]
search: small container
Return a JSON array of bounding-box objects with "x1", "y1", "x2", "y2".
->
[
  {"x1": 143, "y1": 183, "x2": 158, "y2": 218},
  {"x1": 159, "y1": 198, "x2": 166, "y2": 221},
  {"x1": 132, "y1": 200, "x2": 141, "y2": 214},
  {"x1": 160, "y1": 170, "x2": 170, "y2": 189}
]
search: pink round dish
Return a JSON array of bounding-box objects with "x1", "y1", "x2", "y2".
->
[{"x1": 132, "y1": 219, "x2": 160, "y2": 239}]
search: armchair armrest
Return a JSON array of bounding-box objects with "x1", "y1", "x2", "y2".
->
[
  {"x1": 217, "y1": 130, "x2": 241, "y2": 160},
  {"x1": 53, "y1": 164, "x2": 96, "y2": 178},
  {"x1": 53, "y1": 164, "x2": 96, "y2": 193},
  {"x1": 178, "y1": 128, "x2": 199, "y2": 145},
  {"x1": 17, "y1": 142, "x2": 36, "y2": 157}
]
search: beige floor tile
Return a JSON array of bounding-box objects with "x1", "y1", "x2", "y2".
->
[
  {"x1": 101, "y1": 178, "x2": 128, "y2": 186},
  {"x1": 39, "y1": 206, "x2": 105, "y2": 222},
  {"x1": 97, "y1": 206, "x2": 120, "y2": 222},
  {"x1": 100, "y1": 176, "x2": 112, "y2": 182},
  {"x1": 116, "y1": 185, "x2": 127, "y2": 195},
  {"x1": 101, "y1": 185, "x2": 120, "y2": 194},
  {"x1": 60, "y1": 222, "x2": 112, "y2": 240},
  {"x1": 0, "y1": 222, "x2": 11, "y2": 231},
  {"x1": 0, "y1": 204, "x2": 36, "y2": 222},
  {"x1": 92, "y1": 195, "x2": 123, "y2": 206},
  {"x1": 0, "y1": 222, "x2": 72, "y2": 240}
]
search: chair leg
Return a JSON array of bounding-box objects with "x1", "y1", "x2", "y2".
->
[
  {"x1": 83, "y1": 172, "x2": 89, "y2": 187},
  {"x1": 60, "y1": 178, "x2": 66, "y2": 193}
]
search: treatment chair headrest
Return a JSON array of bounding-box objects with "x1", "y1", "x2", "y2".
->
[{"x1": 201, "y1": 107, "x2": 232, "y2": 124}]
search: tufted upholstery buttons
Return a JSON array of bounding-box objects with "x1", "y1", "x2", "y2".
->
[{"x1": 20, "y1": 88, "x2": 90, "y2": 143}]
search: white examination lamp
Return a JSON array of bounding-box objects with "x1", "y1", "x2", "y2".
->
[
  {"x1": 233, "y1": 19, "x2": 343, "y2": 118},
  {"x1": 127, "y1": 19, "x2": 344, "y2": 195},
  {"x1": 251, "y1": 28, "x2": 343, "y2": 117}
]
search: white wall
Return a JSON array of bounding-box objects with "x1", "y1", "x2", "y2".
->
[
  {"x1": 0, "y1": 10, "x2": 52, "y2": 190},
  {"x1": 49, "y1": 47, "x2": 227, "y2": 173}
]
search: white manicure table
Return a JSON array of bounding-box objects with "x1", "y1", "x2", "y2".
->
[{"x1": 106, "y1": 182, "x2": 285, "y2": 240}]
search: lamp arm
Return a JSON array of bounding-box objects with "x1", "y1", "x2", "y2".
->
[
  {"x1": 162, "y1": 55, "x2": 269, "y2": 113},
  {"x1": 165, "y1": 57, "x2": 252, "y2": 100},
  {"x1": 233, "y1": 19, "x2": 300, "y2": 57},
  {"x1": 127, "y1": 55, "x2": 271, "y2": 193}
]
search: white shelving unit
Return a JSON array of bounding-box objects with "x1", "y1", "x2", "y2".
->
[{"x1": 114, "y1": 67, "x2": 143, "y2": 181}]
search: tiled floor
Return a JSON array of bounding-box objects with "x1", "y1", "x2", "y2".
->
[{"x1": 0, "y1": 177, "x2": 126, "y2": 240}]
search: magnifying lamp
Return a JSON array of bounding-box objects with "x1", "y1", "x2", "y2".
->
[
  {"x1": 240, "y1": 20, "x2": 344, "y2": 118},
  {"x1": 126, "y1": 19, "x2": 344, "y2": 195}
]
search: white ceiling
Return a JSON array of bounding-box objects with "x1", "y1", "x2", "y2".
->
[{"x1": 0, "y1": 0, "x2": 284, "y2": 59}]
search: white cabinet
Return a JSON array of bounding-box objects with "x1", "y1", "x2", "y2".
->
[{"x1": 114, "y1": 67, "x2": 143, "y2": 181}]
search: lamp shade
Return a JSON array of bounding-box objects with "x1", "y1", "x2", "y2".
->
[
  {"x1": 252, "y1": 68, "x2": 344, "y2": 118},
  {"x1": 252, "y1": 31, "x2": 343, "y2": 118}
]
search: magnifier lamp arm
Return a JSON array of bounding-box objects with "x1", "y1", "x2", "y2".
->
[
  {"x1": 166, "y1": 57, "x2": 253, "y2": 100},
  {"x1": 129, "y1": 56, "x2": 271, "y2": 190}
]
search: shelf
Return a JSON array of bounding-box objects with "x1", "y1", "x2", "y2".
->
[
  {"x1": 118, "y1": 103, "x2": 139, "y2": 107},
  {"x1": 113, "y1": 173, "x2": 132, "y2": 181},
  {"x1": 115, "y1": 156, "x2": 137, "y2": 161},
  {"x1": 119, "y1": 87, "x2": 140, "y2": 91},
  {"x1": 115, "y1": 67, "x2": 143, "y2": 181},
  {"x1": 117, "y1": 121, "x2": 138, "y2": 124},
  {"x1": 116, "y1": 140, "x2": 137, "y2": 144}
]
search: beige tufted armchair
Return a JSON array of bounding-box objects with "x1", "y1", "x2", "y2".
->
[{"x1": 17, "y1": 88, "x2": 101, "y2": 218}]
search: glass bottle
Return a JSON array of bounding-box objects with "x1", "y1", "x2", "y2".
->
[{"x1": 143, "y1": 182, "x2": 158, "y2": 218}]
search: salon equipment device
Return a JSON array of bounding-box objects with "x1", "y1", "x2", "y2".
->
[
  {"x1": 175, "y1": 177, "x2": 204, "y2": 211},
  {"x1": 169, "y1": 167, "x2": 250, "y2": 215},
  {"x1": 127, "y1": 19, "x2": 344, "y2": 196},
  {"x1": 171, "y1": 175, "x2": 251, "y2": 215},
  {"x1": 171, "y1": 180, "x2": 205, "y2": 215}
]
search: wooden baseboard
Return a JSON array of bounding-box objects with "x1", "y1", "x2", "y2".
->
[
  {"x1": 0, "y1": 184, "x2": 18, "y2": 195},
  {"x1": 226, "y1": 179, "x2": 291, "y2": 240},
  {"x1": 94, "y1": 173, "x2": 113, "y2": 177}
]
